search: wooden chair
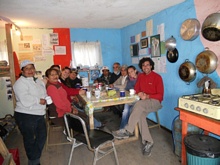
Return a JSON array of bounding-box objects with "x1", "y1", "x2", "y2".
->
[
  {"x1": 45, "y1": 108, "x2": 71, "y2": 151},
  {"x1": 148, "y1": 111, "x2": 161, "y2": 129},
  {"x1": 64, "y1": 113, "x2": 119, "y2": 165},
  {"x1": 0, "y1": 137, "x2": 15, "y2": 165}
]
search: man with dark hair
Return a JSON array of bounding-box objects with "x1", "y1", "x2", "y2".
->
[{"x1": 113, "y1": 57, "x2": 164, "y2": 156}]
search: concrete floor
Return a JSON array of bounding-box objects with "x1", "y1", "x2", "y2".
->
[{"x1": 4, "y1": 111, "x2": 181, "y2": 165}]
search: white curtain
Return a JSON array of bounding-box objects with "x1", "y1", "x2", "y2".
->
[
  {"x1": 71, "y1": 41, "x2": 103, "y2": 68},
  {"x1": 0, "y1": 40, "x2": 8, "y2": 62}
]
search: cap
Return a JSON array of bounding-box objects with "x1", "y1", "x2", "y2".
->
[
  {"x1": 20, "y1": 60, "x2": 34, "y2": 69},
  {"x1": 102, "y1": 66, "x2": 109, "y2": 71}
]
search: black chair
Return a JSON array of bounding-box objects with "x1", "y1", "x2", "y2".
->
[{"x1": 64, "y1": 113, "x2": 119, "y2": 165}]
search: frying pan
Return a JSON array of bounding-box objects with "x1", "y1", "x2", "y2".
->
[{"x1": 166, "y1": 48, "x2": 178, "y2": 63}]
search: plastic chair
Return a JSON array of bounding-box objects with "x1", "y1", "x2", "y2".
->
[
  {"x1": 45, "y1": 107, "x2": 71, "y2": 151},
  {"x1": 64, "y1": 113, "x2": 119, "y2": 165},
  {"x1": 148, "y1": 111, "x2": 161, "y2": 129}
]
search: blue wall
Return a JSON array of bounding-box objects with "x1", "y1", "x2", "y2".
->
[
  {"x1": 70, "y1": 28, "x2": 122, "y2": 72},
  {"x1": 70, "y1": 0, "x2": 220, "y2": 130}
]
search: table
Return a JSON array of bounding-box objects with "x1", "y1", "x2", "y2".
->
[
  {"x1": 175, "y1": 107, "x2": 220, "y2": 165},
  {"x1": 78, "y1": 90, "x2": 140, "y2": 144}
]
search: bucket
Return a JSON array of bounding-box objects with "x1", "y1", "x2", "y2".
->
[
  {"x1": 172, "y1": 116, "x2": 202, "y2": 157},
  {"x1": 184, "y1": 134, "x2": 220, "y2": 165}
]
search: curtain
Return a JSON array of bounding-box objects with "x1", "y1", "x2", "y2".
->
[
  {"x1": 0, "y1": 40, "x2": 8, "y2": 62},
  {"x1": 71, "y1": 42, "x2": 103, "y2": 68}
]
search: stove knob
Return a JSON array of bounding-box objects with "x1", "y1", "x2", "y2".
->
[
  {"x1": 190, "y1": 104, "x2": 194, "y2": 110},
  {"x1": 184, "y1": 103, "x2": 189, "y2": 108},
  {"x1": 196, "y1": 106, "x2": 201, "y2": 111},
  {"x1": 203, "y1": 108, "x2": 208, "y2": 114}
]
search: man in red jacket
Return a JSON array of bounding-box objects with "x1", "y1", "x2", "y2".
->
[{"x1": 113, "y1": 57, "x2": 164, "y2": 156}]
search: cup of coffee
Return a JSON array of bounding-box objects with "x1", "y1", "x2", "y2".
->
[
  {"x1": 45, "y1": 96, "x2": 53, "y2": 105},
  {"x1": 129, "y1": 89, "x2": 135, "y2": 95},
  {"x1": 120, "y1": 90, "x2": 125, "y2": 97}
]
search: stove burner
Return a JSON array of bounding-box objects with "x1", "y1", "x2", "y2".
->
[{"x1": 209, "y1": 100, "x2": 220, "y2": 105}]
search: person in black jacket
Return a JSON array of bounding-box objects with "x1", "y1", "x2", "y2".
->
[
  {"x1": 66, "y1": 68, "x2": 82, "y2": 88},
  {"x1": 109, "y1": 62, "x2": 121, "y2": 84}
]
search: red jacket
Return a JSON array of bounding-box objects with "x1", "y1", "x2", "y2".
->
[
  {"x1": 134, "y1": 71, "x2": 164, "y2": 103},
  {"x1": 46, "y1": 82, "x2": 71, "y2": 117}
]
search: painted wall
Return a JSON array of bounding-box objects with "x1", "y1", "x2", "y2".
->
[
  {"x1": 70, "y1": 28, "x2": 122, "y2": 72},
  {"x1": 12, "y1": 28, "x2": 54, "y2": 74},
  {"x1": 121, "y1": 0, "x2": 220, "y2": 130}
]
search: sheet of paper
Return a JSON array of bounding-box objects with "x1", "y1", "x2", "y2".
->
[
  {"x1": 157, "y1": 23, "x2": 165, "y2": 41},
  {"x1": 131, "y1": 57, "x2": 139, "y2": 64},
  {"x1": 146, "y1": 19, "x2": 153, "y2": 36},
  {"x1": 55, "y1": 46, "x2": 66, "y2": 55}
]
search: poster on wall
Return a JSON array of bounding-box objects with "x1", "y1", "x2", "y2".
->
[
  {"x1": 55, "y1": 46, "x2": 66, "y2": 55},
  {"x1": 130, "y1": 43, "x2": 139, "y2": 56},
  {"x1": 150, "y1": 34, "x2": 161, "y2": 58},
  {"x1": 50, "y1": 33, "x2": 59, "y2": 45}
]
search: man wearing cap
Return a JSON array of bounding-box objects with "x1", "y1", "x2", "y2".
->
[
  {"x1": 98, "y1": 66, "x2": 112, "y2": 85},
  {"x1": 13, "y1": 60, "x2": 47, "y2": 165}
]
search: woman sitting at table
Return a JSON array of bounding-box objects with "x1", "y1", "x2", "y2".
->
[
  {"x1": 45, "y1": 68, "x2": 103, "y2": 129},
  {"x1": 117, "y1": 65, "x2": 140, "y2": 129}
]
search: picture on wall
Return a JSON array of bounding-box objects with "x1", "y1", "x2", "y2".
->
[
  {"x1": 150, "y1": 34, "x2": 161, "y2": 58},
  {"x1": 130, "y1": 43, "x2": 139, "y2": 56},
  {"x1": 140, "y1": 38, "x2": 148, "y2": 49}
]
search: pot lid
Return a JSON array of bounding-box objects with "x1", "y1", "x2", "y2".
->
[{"x1": 180, "y1": 18, "x2": 200, "y2": 41}]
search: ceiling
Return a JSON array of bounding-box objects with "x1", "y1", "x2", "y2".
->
[{"x1": 0, "y1": 0, "x2": 185, "y2": 29}]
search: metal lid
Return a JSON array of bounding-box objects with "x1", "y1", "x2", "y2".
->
[{"x1": 184, "y1": 134, "x2": 220, "y2": 158}]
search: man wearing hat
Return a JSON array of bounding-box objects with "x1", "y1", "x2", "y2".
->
[
  {"x1": 98, "y1": 66, "x2": 112, "y2": 85},
  {"x1": 13, "y1": 60, "x2": 47, "y2": 165}
]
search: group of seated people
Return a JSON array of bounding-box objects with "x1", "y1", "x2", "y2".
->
[{"x1": 45, "y1": 62, "x2": 139, "y2": 130}]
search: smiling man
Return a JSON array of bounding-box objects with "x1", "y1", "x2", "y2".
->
[{"x1": 113, "y1": 57, "x2": 164, "y2": 156}]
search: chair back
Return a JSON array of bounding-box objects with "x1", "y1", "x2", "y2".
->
[{"x1": 64, "y1": 113, "x2": 90, "y2": 144}]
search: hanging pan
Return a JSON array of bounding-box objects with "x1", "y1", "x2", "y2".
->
[
  {"x1": 179, "y1": 60, "x2": 197, "y2": 84},
  {"x1": 166, "y1": 48, "x2": 179, "y2": 63},
  {"x1": 195, "y1": 48, "x2": 218, "y2": 74}
]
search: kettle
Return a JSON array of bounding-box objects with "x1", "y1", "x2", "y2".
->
[{"x1": 203, "y1": 80, "x2": 211, "y2": 96}]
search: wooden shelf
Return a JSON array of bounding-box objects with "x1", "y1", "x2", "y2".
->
[{"x1": 0, "y1": 66, "x2": 10, "y2": 77}]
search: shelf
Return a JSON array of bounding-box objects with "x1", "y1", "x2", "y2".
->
[{"x1": 0, "y1": 66, "x2": 10, "y2": 77}]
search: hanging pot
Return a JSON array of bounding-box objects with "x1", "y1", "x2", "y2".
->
[
  {"x1": 180, "y1": 18, "x2": 200, "y2": 41},
  {"x1": 202, "y1": 13, "x2": 220, "y2": 41},
  {"x1": 179, "y1": 60, "x2": 196, "y2": 83},
  {"x1": 195, "y1": 48, "x2": 218, "y2": 74},
  {"x1": 165, "y1": 36, "x2": 176, "y2": 51},
  {"x1": 166, "y1": 48, "x2": 179, "y2": 63}
]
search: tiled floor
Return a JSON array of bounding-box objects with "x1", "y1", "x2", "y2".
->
[{"x1": 5, "y1": 111, "x2": 181, "y2": 165}]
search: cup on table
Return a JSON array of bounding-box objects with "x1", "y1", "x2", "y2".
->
[
  {"x1": 82, "y1": 87, "x2": 87, "y2": 91},
  {"x1": 129, "y1": 89, "x2": 135, "y2": 95},
  {"x1": 120, "y1": 90, "x2": 125, "y2": 97},
  {"x1": 75, "y1": 83, "x2": 81, "y2": 89},
  {"x1": 45, "y1": 96, "x2": 53, "y2": 105},
  {"x1": 86, "y1": 91, "x2": 91, "y2": 98}
]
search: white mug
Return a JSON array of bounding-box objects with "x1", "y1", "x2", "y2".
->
[
  {"x1": 86, "y1": 91, "x2": 91, "y2": 98},
  {"x1": 45, "y1": 96, "x2": 53, "y2": 105},
  {"x1": 129, "y1": 89, "x2": 135, "y2": 95}
]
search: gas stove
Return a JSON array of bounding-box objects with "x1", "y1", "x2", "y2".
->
[{"x1": 178, "y1": 93, "x2": 220, "y2": 120}]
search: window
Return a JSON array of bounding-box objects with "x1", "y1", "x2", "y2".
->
[
  {"x1": 0, "y1": 40, "x2": 8, "y2": 62},
  {"x1": 71, "y1": 42, "x2": 103, "y2": 67}
]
